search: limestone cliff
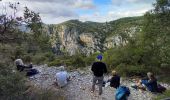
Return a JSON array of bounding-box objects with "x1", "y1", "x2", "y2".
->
[{"x1": 47, "y1": 17, "x2": 143, "y2": 56}]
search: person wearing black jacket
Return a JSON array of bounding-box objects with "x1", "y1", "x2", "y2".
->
[
  {"x1": 107, "y1": 70, "x2": 120, "y2": 89},
  {"x1": 91, "y1": 55, "x2": 107, "y2": 95}
]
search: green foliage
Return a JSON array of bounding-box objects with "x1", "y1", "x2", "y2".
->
[
  {"x1": 48, "y1": 59, "x2": 63, "y2": 66},
  {"x1": 71, "y1": 54, "x2": 86, "y2": 68},
  {"x1": 0, "y1": 63, "x2": 27, "y2": 100},
  {"x1": 48, "y1": 54, "x2": 87, "y2": 68},
  {"x1": 84, "y1": 52, "x2": 100, "y2": 66},
  {"x1": 115, "y1": 64, "x2": 150, "y2": 77},
  {"x1": 141, "y1": 0, "x2": 170, "y2": 67},
  {"x1": 26, "y1": 88, "x2": 65, "y2": 100},
  {"x1": 154, "y1": 90, "x2": 170, "y2": 100}
]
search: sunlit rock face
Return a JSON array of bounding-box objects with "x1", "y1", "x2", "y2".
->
[{"x1": 47, "y1": 17, "x2": 143, "y2": 56}]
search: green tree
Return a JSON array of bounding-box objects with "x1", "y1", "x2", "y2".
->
[{"x1": 142, "y1": 0, "x2": 170, "y2": 66}]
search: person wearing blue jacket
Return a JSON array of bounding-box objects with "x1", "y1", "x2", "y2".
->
[{"x1": 141, "y1": 72, "x2": 158, "y2": 92}]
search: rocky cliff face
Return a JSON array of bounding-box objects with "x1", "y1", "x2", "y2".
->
[{"x1": 47, "y1": 17, "x2": 143, "y2": 56}]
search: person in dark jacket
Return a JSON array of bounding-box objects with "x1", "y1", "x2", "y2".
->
[
  {"x1": 91, "y1": 54, "x2": 107, "y2": 95},
  {"x1": 108, "y1": 70, "x2": 120, "y2": 89}
]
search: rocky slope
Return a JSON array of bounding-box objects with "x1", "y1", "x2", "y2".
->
[
  {"x1": 47, "y1": 17, "x2": 143, "y2": 56},
  {"x1": 29, "y1": 65, "x2": 170, "y2": 100}
]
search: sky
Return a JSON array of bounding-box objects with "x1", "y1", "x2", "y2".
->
[{"x1": 0, "y1": 0, "x2": 156, "y2": 24}]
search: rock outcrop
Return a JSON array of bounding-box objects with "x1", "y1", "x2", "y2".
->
[{"x1": 47, "y1": 17, "x2": 143, "y2": 56}]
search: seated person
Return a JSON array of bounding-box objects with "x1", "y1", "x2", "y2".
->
[
  {"x1": 107, "y1": 70, "x2": 120, "y2": 89},
  {"x1": 132, "y1": 72, "x2": 158, "y2": 92},
  {"x1": 15, "y1": 58, "x2": 32, "y2": 72},
  {"x1": 15, "y1": 58, "x2": 38, "y2": 76},
  {"x1": 55, "y1": 66, "x2": 70, "y2": 88}
]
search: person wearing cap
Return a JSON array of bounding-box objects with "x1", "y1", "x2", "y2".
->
[
  {"x1": 91, "y1": 54, "x2": 107, "y2": 95},
  {"x1": 55, "y1": 66, "x2": 70, "y2": 88},
  {"x1": 107, "y1": 70, "x2": 120, "y2": 89}
]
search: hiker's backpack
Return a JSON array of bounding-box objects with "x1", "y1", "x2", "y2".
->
[
  {"x1": 157, "y1": 84, "x2": 166, "y2": 93},
  {"x1": 115, "y1": 86, "x2": 130, "y2": 100}
]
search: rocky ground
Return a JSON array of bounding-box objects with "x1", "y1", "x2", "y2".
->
[{"x1": 29, "y1": 65, "x2": 170, "y2": 100}]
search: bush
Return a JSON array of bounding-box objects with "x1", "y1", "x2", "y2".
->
[
  {"x1": 71, "y1": 54, "x2": 86, "y2": 68},
  {"x1": 84, "y1": 52, "x2": 100, "y2": 66},
  {"x1": 25, "y1": 88, "x2": 65, "y2": 100},
  {"x1": 48, "y1": 59, "x2": 63, "y2": 66},
  {"x1": 48, "y1": 54, "x2": 86, "y2": 69},
  {"x1": 0, "y1": 63, "x2": 27, "y2": 100},
  {"x1": 115, "y1": 64, "x2": 150, "y2": 77},
  {"x1": 44, "y1": 52, "x2": 55, "y2": 62},
  {"x1": 155, "y1": 90, "x2": 170, "y2": 100}
]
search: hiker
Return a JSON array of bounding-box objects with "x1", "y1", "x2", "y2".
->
[
  {"x1": 107, "y1": 70, "x2": 120, "y2": 89},
  {"x1": 91, "y1": 54, "x2": 107, "y2": 95},
  {"x1": 115, "y1": 86, "x2": 130, "y2": 100},
  {"x1": 14, "y1": 58, "x2": 32, "y2": 72},
  {"x1": 132, "y1": 72, "x2": 158, "y2": 92},
  {"x1": 14, "y1": 58, "x2": 39, "y2": 76},
  {"x1": 55, "y1": 66, "x2": 70, "y2": 88}
]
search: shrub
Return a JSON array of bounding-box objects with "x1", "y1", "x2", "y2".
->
[
  {"x1": 115, "y1": 64, "x2": 150, "y2": 77},
  {"x1": 26, "y1": 88, "x2": 65, "y2": 100},
  {"x1": 44, "y1": 52, "x2": 55, "y2": 62},
  {"x1": 154, "y1": 90, "x2": 170, "y2": 100},
  {"x1": 71, "y1": 54, "x2": 86, "y2": 68},
  {"x1": 85, "y1": 52, "x2": 100, "y2": 66},
  {"x1": 48, "y1": 59, "x2": 63, "y2": 66},
  {"x1": 0, "y1": 63, "x2": 27, "y2": 100},
  {"x1": 31, "y1": 53, "x2": 49, "y2": 64}
]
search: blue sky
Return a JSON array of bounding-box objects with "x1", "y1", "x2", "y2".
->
[{"x1": 0, "y1": 0, "x2": 156, "y2": 24}]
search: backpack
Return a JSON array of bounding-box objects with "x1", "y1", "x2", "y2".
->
[
  {"x1": 115, "y1": 86, "x2": 130, "y2": 100},
  {"x1": 157, "y1": 84, "x2": 166, "y2": 93},
  {"x1": 26, "y1": 69, "x2": 39, "y2": 76}
]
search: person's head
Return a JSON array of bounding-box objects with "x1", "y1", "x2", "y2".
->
[
  {"x1": 60, "y1": 66, "x2": 65, "y2": 71},
  {"x1": 112, "y1": 70, "x2": 117, "y2": 76},
  {"x1": 96, "y1": 54, "x2": 103, "y2": 61},
  {"x1": 147, "y1": 72, "x2": 155, "y2": 80}
]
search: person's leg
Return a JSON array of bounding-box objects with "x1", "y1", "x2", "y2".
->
[
  {"x1": 92, "y1": 76, "x2": 97, "y2": 92},
  {"x1": 98, "y1": 76, "x2": 104, "y2": 95}
]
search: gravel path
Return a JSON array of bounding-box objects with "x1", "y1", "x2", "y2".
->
[{"x1": 29, "y1": 65, "x2": 170, "y2": 100}]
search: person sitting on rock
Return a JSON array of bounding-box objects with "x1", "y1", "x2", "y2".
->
[
  {"x1": 132, "y1": 72, "x2": 158, "y2": 92},
  {"x1": 14, "y1": 58, "x2": 39, "y2": 76},
  {"x1": 14, "y1": 58, "x2": 32, "y2": 72},
  {"x1": 55, "y1": 66, "x2": 70, "y2": 88},
  {"x1": 107, "y1": 70, "x2": 120, "y2": 89}
]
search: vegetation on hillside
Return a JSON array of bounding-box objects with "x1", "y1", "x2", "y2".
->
[
  {"x1": 0, "y1": 2, "x2": 62, "y2": 99},
  {"x1": 0, "y1": 0, "x2": 170, "y2": 99}
]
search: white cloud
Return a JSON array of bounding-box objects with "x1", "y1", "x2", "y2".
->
[
  {"x1": 0, "y1": 0, "x2": 154, "y2": 24},
  {"x1": 111, "y1": 0, "x2": 155, "y2": 6},
  {"x1": 74, "y1": 0, "x2": 96, "y2": 9}
]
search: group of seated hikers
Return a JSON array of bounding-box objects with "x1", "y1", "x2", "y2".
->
[{"x1": 14, "y1": 55, "x2": 166, "y2": 100}]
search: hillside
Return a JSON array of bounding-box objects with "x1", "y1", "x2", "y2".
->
[{"x1": 48, "y1": 16, "x2": 143, "y2": 56}]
